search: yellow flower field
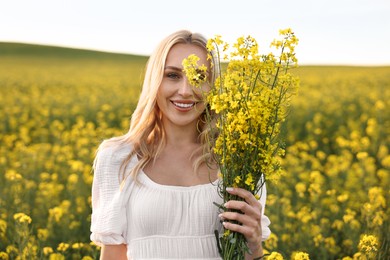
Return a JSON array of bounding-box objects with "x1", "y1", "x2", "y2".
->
[{"x1": 0, "y1": 43, "x2": 389, "y2": 259}]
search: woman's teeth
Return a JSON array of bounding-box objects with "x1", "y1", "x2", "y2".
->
[{"x1": 172, "y1": 102, "x2": 195, "y2": 108}]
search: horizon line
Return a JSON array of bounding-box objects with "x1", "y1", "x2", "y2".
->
[{"x1": 1, "y1": 40, "x2": 389, "y2": 67}]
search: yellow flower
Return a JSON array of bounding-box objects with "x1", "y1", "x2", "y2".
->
[
  {"x1": 332, "y1": 220, "x2": 343, "y2": 231},
  {"x1": 358, "y1": 234, "x2": 379, "y2": 253},
  {"x1": 268, "y1": 252, "x2": 284, "y2": 260},
  {"x1": 43, "y1": 247, "x2": 53, "y2": 255},
  {"x1": 0, "y1": 219, "x2": 6, "y2": 238},
  {"x1": 279, "y1": 28, "x2": 292, "y2": 35},
  {"x1": 223, "y1": 229, "x2": 231, "y2": 238},
  {"x1": 67, "y1": 173, "x2": 79, "y2": 185},
  {"x1": 313, "y1": 234, "x2": 323, "y2": 247},
  {"x1": 57, "y1": 243, "x2": 69, "y2": 252},
  {"x1": 13, "y1": 213, "x2": 32, "y2": 224},
  {"x1": 292, "y1": 251, "x2": 310, "y2": 260},
  {"x1": 245, "y1": 173, "x2": 255, "y2": 191},
  {"x1": 337, "y1": 194, "x2": 349, "y2": 203},
  {"x1": 5, "y1": 246, "x2": 17, "y2": 255},
  {"x1": 352, "y1": 252, "x2": 363, "y2": 259},
  {"x1": 356, "y1": 152, "x2": 368, "y2": 160},
  {"x1": 37, "y1": 228, "x2": 49, "y2": 241},
  {"x1": 90, "y1": 241, "x2": 101, "y2": 249},
  {"x1": 5, "y1": 170, "x2": 22, "y2": 181},
  {"x1": 49, "y1": 253, "x2": 65, "y2": 260},
  {"x1": 324, "y1": 237, "x2": 338, "y2": 254},
  {"x1": 69, "y1": 221, "x2": 81, "y2": 230},
  {"x1": 295, "y1": 182, "x2": 306, "y2": 197},
  {"x1": 0, "y1": 252, "x2": 9, "y2": 260},
  {"x1": 382, "y1": 155, "x2": 390, "y2": 168},
  {"x1": 72, "y1": 242, "x2": 84, "y2": 250},
  {"x1": 368, "y1": 187, "x2": 386, "y2": 208},
  {"x1": 49, "y1": 207, "x2": 63, "y2": 222},
  {"x1": 182, "y1": 54, "x2": 208, "y2": 87},
  {"x1": 265, "y1": 233, "x2": 278, "y2": 250},
  {"x1": 343, "y1": 209, "x2": 356, "y2": 224}
]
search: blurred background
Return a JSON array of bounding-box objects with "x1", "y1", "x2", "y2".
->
[{"x1": 0, "y1": 0, "x2": 389, "y2": 259}]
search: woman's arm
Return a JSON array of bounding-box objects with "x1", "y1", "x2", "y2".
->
[{"x1": 100, "y1": 244, "x2": 127, "y2": 260}]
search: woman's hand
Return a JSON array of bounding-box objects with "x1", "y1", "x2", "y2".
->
[{"x1": 219, "y1": 187, "x2": 263, "y2": 259}]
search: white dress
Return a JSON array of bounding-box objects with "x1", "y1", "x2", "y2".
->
[{"x1": 90, "y1": 143, "x2": 271, "y2": 260}]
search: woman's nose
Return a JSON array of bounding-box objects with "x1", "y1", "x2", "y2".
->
[{"x1": 178, "y1": 79, "x2": 193, "y2": 97}]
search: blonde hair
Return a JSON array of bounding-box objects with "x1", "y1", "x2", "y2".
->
[{"x1": 96, "y1": 30, "x2": 219, "y2": 182}]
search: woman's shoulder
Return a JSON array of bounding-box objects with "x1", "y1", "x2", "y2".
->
[
  {"x1": 96, "y1": 139, "x2": 134, "y2": 165},
  {"x1": 93, "y1": 140, "x2": 135, "y2": 180},
  {"x1": 93, "y1": 140, "x2": 135, "y2": 186}
]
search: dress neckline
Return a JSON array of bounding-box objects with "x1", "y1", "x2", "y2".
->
[{"x1": 138, "y1": 170, "x2": 220, "y2": 191}]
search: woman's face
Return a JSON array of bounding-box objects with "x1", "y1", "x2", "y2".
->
[{"x1": 157, "y1": 43, "x2": 210, "y2": 131}]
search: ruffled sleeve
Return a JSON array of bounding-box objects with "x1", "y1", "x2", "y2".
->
[
  {"x1": 90, "y1": 144, "x2": 134, "y2": 246},
  {"x1": 257, "y1": 181, "x2": 271, "y2": 241}
]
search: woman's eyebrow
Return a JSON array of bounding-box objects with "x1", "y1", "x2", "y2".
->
[
  {"x1": 164, "y1": 66, "x2": 182, "y2": 71},
  {"x1": 164, "y1": 65, "x2": 210, "y2": 75}
]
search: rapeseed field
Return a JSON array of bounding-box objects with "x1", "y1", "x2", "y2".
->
[{"x1": 0, "y1": 43, "x2": 388, "y2": 259}]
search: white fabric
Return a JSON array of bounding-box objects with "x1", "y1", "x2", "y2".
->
[{"x1": 90, "y1": 142, "x2": 271, "y2": 259}]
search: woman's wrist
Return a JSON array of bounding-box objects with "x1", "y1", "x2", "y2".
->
[{"x1": 245, "y1": 242, "x2": 263, "y2": 260}]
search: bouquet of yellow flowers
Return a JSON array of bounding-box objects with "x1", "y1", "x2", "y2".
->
[{"x1": 183, "y1": 28, "x2": 299, "y2": 259}]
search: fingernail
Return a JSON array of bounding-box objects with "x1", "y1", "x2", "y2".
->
[
  {"x1": 218, "y1": 213, "x2": 223, "y2": 218},
  {"x1": 226, "y1": 187, "x2": 233, "y2": 192}
]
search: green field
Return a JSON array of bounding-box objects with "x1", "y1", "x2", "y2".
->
[{"x1": 0, "y1": 42, "x2": 389, "y2": 259}]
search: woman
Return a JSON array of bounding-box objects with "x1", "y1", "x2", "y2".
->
[{"x1": 90, "y1": 30, "x2": 271, "y2": 259}]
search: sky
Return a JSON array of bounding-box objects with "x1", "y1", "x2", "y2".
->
[{"x1": 1, "y1": 0, "x2": 389, "y2": 65}]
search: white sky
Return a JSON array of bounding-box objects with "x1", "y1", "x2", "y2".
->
[{"x1": 1, "y1": 0, "x2": 389, "y2": 65}]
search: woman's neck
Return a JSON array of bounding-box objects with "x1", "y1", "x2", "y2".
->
[{"x1": 162, "y1": 121, "x2": 199, "y2": 147}]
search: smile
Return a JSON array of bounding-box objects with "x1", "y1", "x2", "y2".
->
[{"x1": 171, "y1": 101, "x2": 196, "y2": 109}]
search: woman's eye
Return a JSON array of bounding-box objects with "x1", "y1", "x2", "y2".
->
[{"x1": 166, "y1": 72, "x2": 180, "y2": 79}]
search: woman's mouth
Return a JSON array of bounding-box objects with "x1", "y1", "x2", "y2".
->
[{"x1": 171, "y1": 101, "x2": 196, "y2": 109}]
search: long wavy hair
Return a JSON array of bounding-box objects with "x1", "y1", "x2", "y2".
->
[{"x1": 96, "y1": 30, "x2": 219, "y2": 183}]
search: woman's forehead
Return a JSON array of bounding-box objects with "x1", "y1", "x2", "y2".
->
[{"x1": 166, "y1": 43, "x2": 209, "y2": 67}]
